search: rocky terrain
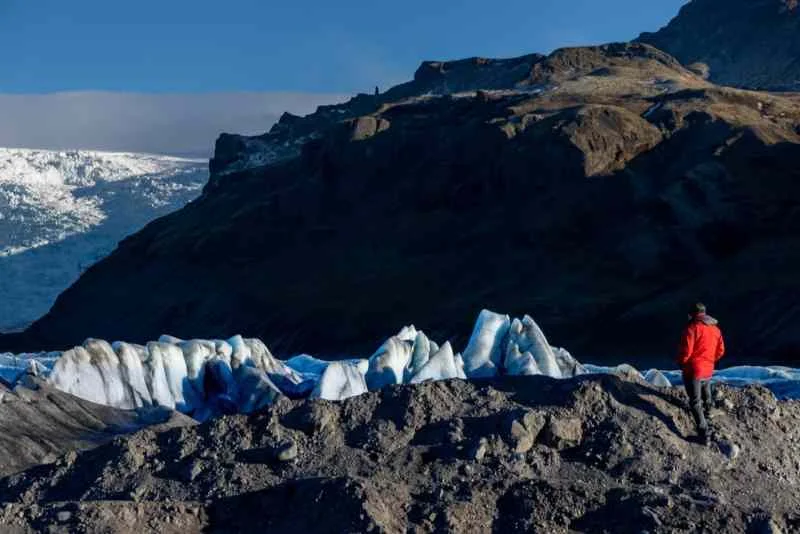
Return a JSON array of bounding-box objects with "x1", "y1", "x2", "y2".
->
[
  {"x1": 0, "y1": 375, "x2": 798, "y2": 533},
  {"x1": 639, "y1": 0, "x2": 800, "y2": 90},
  {"x1": 7, "y1": 41, "x2": 799, "y2": 368},
  {"x1": 0, "y1": 375, "x2": 192, "y2": 477}
]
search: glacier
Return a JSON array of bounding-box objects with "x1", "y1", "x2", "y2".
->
[
  {"x1": 2, "y1": 309, "x2": 799, "y2": 419},
  {"x1": 0, "y1": 148, "x2": 206, "y2": 332}
]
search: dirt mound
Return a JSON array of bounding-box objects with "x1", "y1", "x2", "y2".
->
[
  {"x1": 1, "y1": 375, "x2": 798, "y2": 533},
  {"x1": 0, "y1": 377, "x2": 193, "y2": 477}
]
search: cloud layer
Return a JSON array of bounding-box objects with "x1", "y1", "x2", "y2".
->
[{"x1": 0, "y1": 92, "x2": 346, "y2": 157}]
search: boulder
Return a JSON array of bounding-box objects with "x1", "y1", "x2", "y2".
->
[{"x1": 541, "y1": 417, "x2": 583, "y2": 450}]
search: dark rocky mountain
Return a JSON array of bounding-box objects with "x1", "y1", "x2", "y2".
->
[
  {"x1": 639, "y1": 0, "x2": 800, "y2": 90},
  {"x1": 4, "y1": 42, "x2": 800, "y2": 367}
]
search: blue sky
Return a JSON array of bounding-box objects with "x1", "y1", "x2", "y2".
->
[{"x1": 1, "y1": 0, "x2": 688, "y2": 94}]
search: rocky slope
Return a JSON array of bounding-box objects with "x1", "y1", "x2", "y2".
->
[
  {"x1": 639, "y1": 0, "x2": 800, "y2": 90},
  {"x1": 0, "y1": 376, "x2": 192, "y2": 477},
  {"x1": 0, "y1": 375, "x2": 798, "y2": 533},
  {"x1": 6, "y1": 42, "x2": 800, "y2": 368}
]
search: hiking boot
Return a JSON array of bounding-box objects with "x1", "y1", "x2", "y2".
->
[{"x1": 698, "y1": 428, "x2": 711, "y2": 446}]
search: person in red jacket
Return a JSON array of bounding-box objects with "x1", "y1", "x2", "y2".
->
[{"x1": 677, "y1": 302, "x2": 725, "y2": 442}]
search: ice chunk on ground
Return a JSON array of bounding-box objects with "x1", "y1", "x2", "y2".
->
[
  {"x1": 0, "y1": 352, "x2": 59, "y2": 384},
  {"x1": 0, "y1": 354, "x2": 24, "y2": 384},
  {"x1": 410, "y1": 342, "x2": 461, "y2": 384},
  {"x1": 285, "y1": 354, "x2": 329, "y2": 377},
  {"x1": 214, "y1": 340, "x2": 233, "y2": 361},
  {"x1": 462, "y1": 310, "x2": 511, "y2": 378},
  {"x1": 148, "y1": 342, "x2": 190, "y2": 412},
  {"x1": 715, "y1": 366, "x2": 800, "y2": 382},
  {"x1": 233, "y1": 365, "x2": 283, "y2": 414},
  {"x1": 49, "y1": 345, "x2": 108, "y2": 406},
  {"x1": 396, "y1": 325, "x2": 419, "y2": 343},
  {"x1": 644, "y1": 369, "x2": 671, "y2": 388},
  {"x1": 405, "y1": 331, "x2": 432, "y2": 382},
  {"x1": 242, "y1": 338, "x2": 312, "y2": 396},
  {"x1": 83, "y1": 339, "x2": 129, "y2": 409},
  {"x1": 180, "y1": 340, "x2": 215, "y2": 401},
  {"x1": 139, "y1": 342, "x2": 175, "y2": 410},
  {"x1": 228, "y1": 335, "x2": 255, "y2": 369},
  {"x1": 355, "y1": 358, "x2": 370, "y2": 375},
  {"x1": 25, "y1": 358, "x2": 48, "y2": 377},
  {"x1": 158, "y1": 335, "x2": 184, "y2": 345},
  {"x1": 553, "y1": 347, "x2": 587, "y2": 378},
  {"x1": 312, "y1": 361, "x2": 369, "y2": 401},
  {"x1": 609, "y1": 364, "x2": 642, "y2": 381},
  {"x1": 365, "y1": 336, "x2": 412, "y2": 390},
  {"x1": 504, "y1": 315, "x2": 557, "y2": 376},
  {"x1": 454, "y1": 353, "x2": 467, "y2": 379},
  {"x1": 203, "y1": 357, "x2": 238, "y2": 414},
  {"x1": 115, "y1": 342, "x2": 153, "y2": 408},
  {"x1": 504, "y1": 343, "x2": 542, "y2": 376}
]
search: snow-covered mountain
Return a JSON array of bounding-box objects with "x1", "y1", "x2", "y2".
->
[{"x1": 0, "y1": 148, "x2": 207, "y2": 332}]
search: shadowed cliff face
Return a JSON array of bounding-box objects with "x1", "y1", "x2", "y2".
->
[
  {"x1": 639, "y1": 0, "x2": 800, "y2": 91},
  {"x1": 6, "y1": 43, "x2": 800, "y2": 368}
]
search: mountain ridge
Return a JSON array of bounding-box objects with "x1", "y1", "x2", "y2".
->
[{"x1": 6, "y1": 42, "x2": 799, "y2": 368}]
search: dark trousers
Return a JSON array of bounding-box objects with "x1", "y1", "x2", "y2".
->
[{"x1": 684, "y1": 379, "x2": 713, "y2": 432}]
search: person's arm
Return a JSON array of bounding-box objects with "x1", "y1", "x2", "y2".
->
[
  {"x1": 677, "y1": 324, "x2": 695, "y2": 366},
  {"x1": 715, "y1": 330, "x2": 725, "y2": 361}
]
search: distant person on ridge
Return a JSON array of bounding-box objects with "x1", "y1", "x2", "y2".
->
[{"x1": 677, "y1": 303, "x2": 725, "y2": 443}]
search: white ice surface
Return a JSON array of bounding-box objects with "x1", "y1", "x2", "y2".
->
[
  {"x1": 312, "y1": 361, "x2": 369, "y2": 401},
  {"x1": 365, "y1": 335, "x2": 412, "y2": 390},
  {"x1": 504, "y1": 315, "x2": 561, "y2": 377},
  {"x1": 0, "y1": 351, "x2": 59, "y2": 384},
  {"x1": 462, "y1": 310, "x2": 511, "y2": 378},
  {"x1": 405, "y1": 331, "x2": 432, "y2": 382},
  {"x1": 410, "y1": 342, "x2": 460, "y2": 384},
  {"x1": 0, "y1": 147, "x2": 206, "y2": 332},
  {"x1": 285, "y1": 354, "x2": 329, "y2": 377}
]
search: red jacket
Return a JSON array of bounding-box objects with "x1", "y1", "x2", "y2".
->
[{"x1": 677, "y1": 314, "x2": 725, "y2": 380}]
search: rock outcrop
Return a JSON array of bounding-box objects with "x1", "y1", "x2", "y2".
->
[{"x1": 639, "y1": 0, "x2": 800, "y2": 90}]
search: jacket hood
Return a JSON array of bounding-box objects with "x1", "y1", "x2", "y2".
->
[{"x1": 695, "y1": 313, "x2": 719, "y2": 326}]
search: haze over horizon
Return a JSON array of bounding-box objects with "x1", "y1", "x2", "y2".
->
[{"x1": 0, "y1": 0, "x2": 688, "y2": 155}]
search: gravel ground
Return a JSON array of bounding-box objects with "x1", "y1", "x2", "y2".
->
[{"x1": 0, "y1": 374, "x2": 798, "y2": 533}]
